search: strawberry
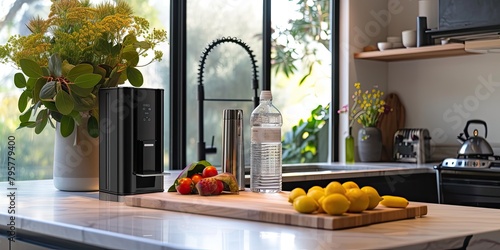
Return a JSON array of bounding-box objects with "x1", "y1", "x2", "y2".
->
[{"x1": 195, "y1": 177, "x2": 218, "y2": 196}]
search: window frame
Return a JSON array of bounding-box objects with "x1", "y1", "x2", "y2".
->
[{"x1": 168, "y1": 0, "x2": 340, "y2": 169}]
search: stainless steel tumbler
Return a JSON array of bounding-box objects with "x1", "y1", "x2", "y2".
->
[{"x1": 221, "y1": 109, "x2": 245, "y2": 190}]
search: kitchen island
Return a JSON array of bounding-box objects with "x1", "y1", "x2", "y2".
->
[{"x1": 1, "y1": 165, "x2": 499, "y2": 249}]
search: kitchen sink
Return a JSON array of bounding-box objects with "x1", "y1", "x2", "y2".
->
[
  {"x1": 243, "y1": 163, "x2": 411, "y2": 175},
  {"x1": 281, "y1": 164, "x2": 394, "y2": 174}
]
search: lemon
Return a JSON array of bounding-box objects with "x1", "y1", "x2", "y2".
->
[
  {"x1": 380, "y1": 195, "x2": 409, "y2": 208},
  {"x1": 345, "y1": 188, "x2": 369, "y2": 213},
  {"x1": 308, "y1": 185, "x2": 324, "y2": 193},
  {"x1": 293, "y1": 196, "x2": 319, "y2": 214},
  {"x1": 317, "y1": 196, "x2": 326, "y2": 213},
  {"x1": 342, "y1": 181, "x2": 359, "y2": 190},
  {"x1": 322, "y1": 193, "x2": 351, "y2": 215},
  {"x1": 361, "y1": 186, "x2": 383, "y2": 210},
  {"x1": 288, "y1": 188, "x2": 306, "y2": 203},
  {"x1": 324, "y1": 181, "x2": 346, "y2": 196},
  {"x1": 307, "y1": 189, "x2": 325, "y2": 203}
]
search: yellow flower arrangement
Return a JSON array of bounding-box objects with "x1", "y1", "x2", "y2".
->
[
  {"x1": 338, "y1": 82, "x2": 388, "y2": 128},
  {"x1": 0, "y1": 0, "x2": 167, "y2": 137}
]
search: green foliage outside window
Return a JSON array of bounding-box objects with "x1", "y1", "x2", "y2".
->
[
  {"x1": 272, "y1": 0, "x2": 331, "y2": 163},
  {"x1": 272, "y1": 0, "x2": 330, "y2": 84},
  {"x1": 282, "y1": 103, "x2": 329, "y2": 163}
]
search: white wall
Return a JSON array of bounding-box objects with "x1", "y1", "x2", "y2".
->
[
  {"x1": 340, "y1": 0, "x2": 390, "y2": 162},
  {"x1": 389, "y1": 51, "x2": 500, "y2": 157},
  {"x1": 345, "y1": 0, "x2": 500, "y2": 160}
]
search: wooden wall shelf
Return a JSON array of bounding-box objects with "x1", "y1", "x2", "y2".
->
[{"x1": 353, "y1": 43, "x2": 480, "y2": 62}]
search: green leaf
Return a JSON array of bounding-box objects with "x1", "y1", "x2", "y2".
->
[
  {"x1": 94, "y1": 64, "x2": 107, "y2": 78},
  {"x1": 73, "y1": 94, "x2": 95, "y2": 111},
  {"x1": 18, "y1": 90, "x2": 30, "y2": 112},
  {"x1": 40, "y1": 81, "x2": 56, "y2": 100},
  {"x1": 61, "y1": 60, "x2": 75, "y2": 76},
  {"x1": 111, "y1": 43, "x2": 121, "y2": 56},
  {"x1": 55, "y1": 91, "x2": 74, "y2": 115},
  {"x1": 74, "y1": 73, "x2": 102, "y2": 88},
  {"x1": 87, "y1": 116, "x2": 99, "y2": 138},
  {"x1": 126, "y1": 67, "x2": 143, "y2": 87},
  {"x1": 122, "y1": 47, "x2": 139, "y2": 67},
  {"x1": 35, "y1": 109, "x2": 48, "y2": 134},
  {"x1": 48, "y1": 54, "x2": 62, "y2": 77},
  {"x1": 17, "y1": 121, "x2": 36, "y2": 129},
  {"x1": 71, "y1": 84, "x2": 94, "y2": 97},
  {"x1": 105, "y1": 66, "x2": 123, "y2": 86},
  {"x1": 123, "y1": 34, "x2": 138, "y2": 45},
  {"x1": 42, "y1": 100, "x2": 57, "y2": 111},
  {"x1": 41, "y1": 66, "x2": 50, "y2": 77},
  {"x1": 48, "y1": 116, "x2": 56, "y2": 128},
  {"x1": 59, "y1": 115, "x2": 75, "y2": 137},
  {"x1": 135, "y1": 41, "x2": 151, "y2": 50},
  {"x1": 67, "y1": 64, "x2": 94, "y2": 82},
  {"x1": 19, "y1": 107, "x2": 33, "y2": 123},
  {"x1": 26, "y1": 77, "x2": 37, "y2": 89},
  {"x1": 32, "y1": 100, "x2": 41, "y2": 115},
  {"x1": 14, "y1": 73, "x2": 26, "y2": 88},
  {"x1": 95, "y1": 38, "x2": 114, "y2": 55},
  {"x1": 69, "y1": 111, "x2": 82, "y2": 126},
  {"x1": 50, "y1": 111, "x2": 63, "y2": 122},
  {"x1": 20, "y1": 59, "x2": 43, "y2": 78},
  {"x1": 33, "y1": 78, "x2": 47, "y2": 103}
]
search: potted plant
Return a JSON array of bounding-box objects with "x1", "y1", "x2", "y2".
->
[
  {"x1": 0, "y1": 0, "x2": 167, "y2": 190},
  {"x1": 339, "y1": 82, "x2": 389, "y2": 162}
]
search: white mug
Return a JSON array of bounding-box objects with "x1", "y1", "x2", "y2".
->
[{"x1": 402, "y1": 30, "x2": 417, "y2": 48}]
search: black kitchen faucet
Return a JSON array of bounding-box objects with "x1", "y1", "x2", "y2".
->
[{"x1": 196, "y1": 36, "x2": 259, "y2": 161}]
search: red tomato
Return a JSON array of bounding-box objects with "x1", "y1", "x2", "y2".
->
[
  {"x1": 214, "y1": 180, "x2": 224, "y2": 195},
  {"x1": 176, "y1": 177, "x2": 193, "y2": 195},
  {"x1": 191, "y1": 174, "x2": 203, "y2": 184},
  {"x1": 202, "y1": 166, "x2": 218, "y2": 178}
]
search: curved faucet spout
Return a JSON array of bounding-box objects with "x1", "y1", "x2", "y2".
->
[{"x1": 197, "y1": 36, "x2": 259, "y2": 161}]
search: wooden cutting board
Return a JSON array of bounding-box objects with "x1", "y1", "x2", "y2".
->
[{"x1": 124, "y1": 190, "x2": 427, "y2": 230}]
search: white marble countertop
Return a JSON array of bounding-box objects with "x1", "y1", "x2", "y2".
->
[{"x1": 1, "y1": 169, "x2": 500, "y2": 250}]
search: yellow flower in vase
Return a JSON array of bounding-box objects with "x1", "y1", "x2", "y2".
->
[{"x1": 338, "y1": 82, "x2": 391, "y2": 162}]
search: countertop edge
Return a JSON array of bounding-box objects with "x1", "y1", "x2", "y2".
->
[{"x1": 0, "y1": 214, "x2": 186, "y2": 250}]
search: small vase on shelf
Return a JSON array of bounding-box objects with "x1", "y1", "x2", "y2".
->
[{"x1": 345, "y1": 127, "x2": 355, "y2": 163}]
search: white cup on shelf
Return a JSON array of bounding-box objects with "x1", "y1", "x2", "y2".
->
[{"x1": 402, "y1": 30, "x2": 417, "y2": 48}]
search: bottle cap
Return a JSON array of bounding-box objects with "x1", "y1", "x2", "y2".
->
[{"x1": 260, "y1": 90, "x2": 272, "y2": 100}]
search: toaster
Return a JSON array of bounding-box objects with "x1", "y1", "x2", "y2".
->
[{"x1": 393, "y1": 128, "x2": 431, "y2": 164}]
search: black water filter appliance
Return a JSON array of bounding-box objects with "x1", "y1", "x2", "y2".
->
[{"x1": 99, "y1": 87, "x2": 164, "y2": 201}]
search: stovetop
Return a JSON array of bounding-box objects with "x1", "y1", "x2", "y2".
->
[
  {"x1": 440, "y1": 158, "x2": 500, "y2": 168},
  {"x1": 436, "y1": 155, "x2": 500, "y2": 171}
]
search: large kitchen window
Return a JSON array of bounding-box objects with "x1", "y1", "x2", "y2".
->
[
  {"x1": 173, "y1": 0, "x2": 338, "y2": 169},
  {"x1": 0, "y1": 0, "x2": 338, "y2": 180}
]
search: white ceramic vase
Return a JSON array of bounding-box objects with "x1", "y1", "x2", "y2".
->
[{"x1": 53, "y1": 117, "x2": 99, "y2": 191}]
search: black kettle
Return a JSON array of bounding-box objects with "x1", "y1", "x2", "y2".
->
[{"x1": 457, "y1": 119, "x2": 494, "y2": 156}]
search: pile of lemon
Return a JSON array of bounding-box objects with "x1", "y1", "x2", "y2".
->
[{"x1": 289, "y1": 181, "x2": 409, "y2": 215}]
